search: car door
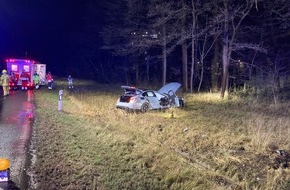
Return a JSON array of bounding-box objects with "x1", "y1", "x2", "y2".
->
[{"x1": 143, "y1": 91, "x2": 160, "y2": 109}]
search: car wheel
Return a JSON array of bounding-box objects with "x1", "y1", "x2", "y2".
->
[
  {"x1": 140, "y1": 103, "x2": 150, "y2": 113},
  {"x1": 179, "y1": 98, "x2": 184, "y2": 107},
  {"x1": 124, "y1": 107, "x2": 131, "y2": 113}
]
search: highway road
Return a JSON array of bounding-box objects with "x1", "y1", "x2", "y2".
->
[{"x1": 0, "y1": 90, "x2": 34, "y2": 190}]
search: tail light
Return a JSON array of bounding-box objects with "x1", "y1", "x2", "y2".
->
[
  {"x1": 129, "y1": 97, "x2": 137, "y2": 103},
  {"x1": 27, "y1": 83, "x2": 34, "y2": 87}
]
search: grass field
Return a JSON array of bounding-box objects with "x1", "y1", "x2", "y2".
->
[{"x1": 29, "y1": 80, "x2": 290, "y2": 190}]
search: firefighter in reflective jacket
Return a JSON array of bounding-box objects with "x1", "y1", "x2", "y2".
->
[
  {"x1": 46, "y1": 72, "x2": 53, "y2": 90},
  {"x1": 33, "y1": 72, "x2": 40, "y2": 89},
  {"x1": 0, "y1": 70, "x2": 10, "y2": 96}
]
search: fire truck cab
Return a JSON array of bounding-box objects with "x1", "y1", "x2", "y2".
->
[{"x1": 6, "y1": 59, "x2": 46, "y2": 90}]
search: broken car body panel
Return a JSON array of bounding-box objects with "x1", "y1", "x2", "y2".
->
[{"x1": 116, "y1": 82, "x2": 184, "y2": 112}]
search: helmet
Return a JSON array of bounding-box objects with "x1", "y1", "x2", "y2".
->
[
  {"x1": 0, "y1": 158, "x2": 10, "y2": 170},
  {"x1": 2, "y1": 69, "x2": 7, "y2": 74}
]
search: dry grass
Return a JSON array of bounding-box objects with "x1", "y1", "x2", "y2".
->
[{"x1": 30, "y1": 80, "x2": 290, "y2": 190}]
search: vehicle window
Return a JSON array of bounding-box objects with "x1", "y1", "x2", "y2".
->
[
  {"x1": 23, "y1": 65, "x2": 30, "y2": 72},
  {"x1": 11, "y1": 64, "x2": 18, "y2": 71},
  {"x1": 146, "y1": 91, "x2": 155, "y2": 97},
  {"x1": 125, "y1": 89, "x2": 135, "y2": 95},
  {"x1": 136, "y1": 90, "x2": 142, "y2": 95}
]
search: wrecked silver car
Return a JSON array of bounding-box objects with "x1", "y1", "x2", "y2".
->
[{"x1": 116, "y1": 82, "x2": 184, "y2": 112}]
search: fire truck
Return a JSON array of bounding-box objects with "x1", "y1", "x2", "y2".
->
[{"x1": 6, "y1": 58, "x2": 46, "y2": 90}]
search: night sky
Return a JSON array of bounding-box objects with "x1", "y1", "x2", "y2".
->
[
  {"x1": 0, "y1": 0, "x2": 88, "y2": 73},
  {"x1": 1, "y1": 1, "x2": 289, "y2": 83}
]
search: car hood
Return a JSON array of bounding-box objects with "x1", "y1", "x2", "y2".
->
[{"x1": 158, "y1": 82, "x2": 181, "y2": 94}]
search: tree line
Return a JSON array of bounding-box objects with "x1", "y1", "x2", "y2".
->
[{"x1": 77, "y1": 0, "x2": 289, "y2": 100}]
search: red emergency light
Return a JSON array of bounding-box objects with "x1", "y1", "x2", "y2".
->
[
  {"x1": 6, "y1": 59, "x2": 35, "y2": 63},
  {"x1": 6, "y1": 59, "x2": 15, "y2": 62}
]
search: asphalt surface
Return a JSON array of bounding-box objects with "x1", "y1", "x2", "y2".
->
[{"x1": 0, "y1": 90, "x2": 34, "y2": 190}]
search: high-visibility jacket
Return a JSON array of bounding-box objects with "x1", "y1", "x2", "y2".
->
[
  {"x1": 33, "y1": 74, "x2": 40, "y2": 84},
  {"x1": 0, "y1": 73, "x2": 10, "y2": 86}
]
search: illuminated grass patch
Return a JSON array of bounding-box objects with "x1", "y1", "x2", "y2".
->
[{"x1": 31, "y1": 80, "x2": 290, "y2": 190}]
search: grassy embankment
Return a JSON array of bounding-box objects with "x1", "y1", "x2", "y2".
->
[{"x1": 30, "y1": 80, "x2": 290, "y2": 190}]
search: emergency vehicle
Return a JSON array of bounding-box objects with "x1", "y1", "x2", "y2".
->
[{"x1": 6, "y1": 59, "x2": 46, "y2": 90}]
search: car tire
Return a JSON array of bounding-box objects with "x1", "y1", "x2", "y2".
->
[
  {"x1": 179, "y1": 98, "x2": 184, "y2": 107},
  {"x1": 140, "y1": 103, "x2": 150, "y2": 113},
  {"x1": 125, "y1": 107, "x2": 133, "y2": 113}
]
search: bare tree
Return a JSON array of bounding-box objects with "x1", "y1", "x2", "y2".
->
[
  {"x1": 181, "y1": 0, "x2": 189, "y2": 92},
  {"x1": 218, "y1": 0, "x2": 254, "y2": 98},
  {"x1": 211, "y1": 37, "x2": 220, "y2": 92},
  {"x1": 189, "y1": 0, "x2": 197, "y2": 93},
  {"x1": 146, "y1": 1, "x2": 181, "y2": 85},
  {"x1": 97, "y1": 0, "x2": 289, "y2": 90},
  {"x1": 197, "y1": 30, "x2": 217, "y2": 92},
  {"x1": 100, "y1": 0, "x2": 150, "y2": 84}
]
